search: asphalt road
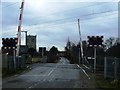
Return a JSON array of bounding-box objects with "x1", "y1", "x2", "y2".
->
[{"x1": 2, "y1": 57, "x2": 95, "y2": 89}]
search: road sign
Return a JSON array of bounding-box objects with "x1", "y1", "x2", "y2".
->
[{"x1": 87, "y1": 36, "x2": 103, "y2": 47}]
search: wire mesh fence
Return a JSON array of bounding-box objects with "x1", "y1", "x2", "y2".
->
[
  {"x1": 83, "y1": 56, "x2": 104, "y2": 73},
  {"x1": 2, "y1": 54, "x2": 26, "y2": 75},
  {"x1": 104, "y1": 57, "x2": 120, "y2": 80}
]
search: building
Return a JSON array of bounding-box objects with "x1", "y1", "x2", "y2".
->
[
  {"x1": 39, "y1": 47, "x2": 46, "y2": 57},
  {"x1": 27, "y1": 35, "x2": 36, "y2": 49},
  {"x1": 20, "y1": 45, "x2": 29, "y2": 54}
]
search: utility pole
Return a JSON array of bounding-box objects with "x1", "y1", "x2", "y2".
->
[
  {"x1": 78, "y1": 19, "x2": 83, "y2": 65},
  {"x1": 13, "y1": 49, "x2": 16, "y2": 70},
  {"x1": 16, "y1": 0, "x2": 25, "y2": 57}
]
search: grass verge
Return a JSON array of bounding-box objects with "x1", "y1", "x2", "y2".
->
[
  {"x1": 2, "y1": 66, "x2": 31, "y2": 78},
  {"x1": 95, "y1": 74, "x2": 120, "y2": 89}
]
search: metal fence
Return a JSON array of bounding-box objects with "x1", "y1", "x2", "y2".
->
[
  {"x1": 104, "y1": 57, "x2": 120, "y2": 80},
  {"x1": 83, "y1": 56, "x2": 104, "y2": 73},
  {"x1": 2, "y1": 54, "x2": 26, "y2": 74}
]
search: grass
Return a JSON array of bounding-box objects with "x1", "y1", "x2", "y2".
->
[
  {"x1": 2, "y1": 67, "x2": 30, "y2": 78},
  {"x1": 95, "y1": 74, "x2": 120, "y2": 89}
]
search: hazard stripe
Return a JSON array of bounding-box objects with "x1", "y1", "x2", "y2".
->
[
  {"x1": 19, "y1": 14, "x2": 22, "y2": 20},
  {"x1": 18, "y1": 26, "x2": 20, "y2": 32},
  {"x1": 21, "y1": 2, "x2": 24, "y2": 9}
]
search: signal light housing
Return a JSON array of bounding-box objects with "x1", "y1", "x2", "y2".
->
[
  {"x1": 2, "y1": 38, "x2": 17, "y2": 49},
  {"x1": 87, "y1": 36, "x2": 104, "y2": 47}
]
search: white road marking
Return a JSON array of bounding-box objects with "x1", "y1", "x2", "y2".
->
[
  {"x1": 21, "y1": 68, "x2": 55, "y2": 77},
  {"x1": 47, "y1": 63, "x2": 59, "y2": 81},
  {"x1": 47, "y1": 69, "x2": 54, "y2": 76},
  {"x1": 26, "y1": 86, "x2": 33, "y2": 90},
  {"x1": 28, "y1": 86, "x2": 33, "y2": 88},
  {"x1": 43, "y1": 79, "x2": 46, "y2": 81},
  {"x1": 14, "y1": 74, "x2": 18, "y2": 77},
  {"x1": 76, "y1": 64, "x2": 90, "y2": 79},
  {"x1": 21, "y1": 75, "x2": 48, "y2": 76},
  {"x1": 83, "y1": 64, "x2": 90, "y2": 70},
  {"x1": 25, "y1": 64, "x2": 57, "y2": 90}
]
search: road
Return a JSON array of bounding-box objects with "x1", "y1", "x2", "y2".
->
[{"x1": 2, "y1": 57, "x2": 95, "y2": 89}]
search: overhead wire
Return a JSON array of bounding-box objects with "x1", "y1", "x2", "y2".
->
[
  {"x1": 22, "y1": 2, "x2": 109, "y2": 25},
  {"x1": 22, "y1": 10, "x2": 118, "y2": 30},
  {"x1": 2, "y1": 10, "x2": 117, "y2": 34},
  {"x1": 22, "y1": 16, "x2": 117, "y2": 32},
  {"x1": 2, "y1": 2, "x2": 118, "y2": 33},
  {"x1": 27, "y1": 2, "x2": 108, "y2": 21},
  {"x1": 2, "y1": 2, "x2": 19, "y2": 8},
  {"x1": 21, "y1": 2, "x2": 117, "y2": 28},
  {"x1": 26, "y1": 11, "x2": 115, "y2": 26}
]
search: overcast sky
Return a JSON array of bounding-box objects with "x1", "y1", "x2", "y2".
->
[{"x1": 1, "y1": 0, "x2": 119, "y2": 51}]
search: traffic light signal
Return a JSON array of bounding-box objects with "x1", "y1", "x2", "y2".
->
[
  {"x1": 2, "y1": 38, "x2": 17, "y2": 49},
  {"x1": 87, "y1": 36, "x2": 103, "y2": 47}
]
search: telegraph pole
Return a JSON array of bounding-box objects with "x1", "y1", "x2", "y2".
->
[
  {"x1": 78, "y1": 19, "x2": 83, "y2": 65},
  {"x1": 16, "y1": 0, "x2": 25, "y2": 57}
]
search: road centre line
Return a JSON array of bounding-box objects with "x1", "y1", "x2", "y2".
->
[{"x1": 26, "y1": 64, "x2": 58, "y2": 90}]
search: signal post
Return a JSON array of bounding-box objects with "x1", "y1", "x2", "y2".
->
[{"x1": 87, "y1": 36, "x2": 104, "y2": 73}]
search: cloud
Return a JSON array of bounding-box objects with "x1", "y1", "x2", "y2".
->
[
  {"x1": 2, "y1": 0, "x2": 119, "y2": 2},
  {"x1": 1, "y1": 1, "x2": 118, "y2": 50},
  {"x1": 2, "y1": 2, "x2": 20, "y2": 27}
]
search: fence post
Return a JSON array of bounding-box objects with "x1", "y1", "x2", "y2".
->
[
  {"x1": 13, "y1": 50, "x2": 16, "y2": 71},
  {"x1": 94, "y1": 47, "x2": 96, "y2": 73},
  {"x1": 114, "y1": 57, "x2": 117, "y2": 80},
  {"x1": 104, "y1": 57, "x2": 107, "y2": 79}
]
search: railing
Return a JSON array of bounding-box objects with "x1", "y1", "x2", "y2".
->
[
  {"x1": 104, "y1": 57, "x2": 120, "y2": 79},
  {"x1": 2, "y1": 54, "x2": 26, "y2": 75}
]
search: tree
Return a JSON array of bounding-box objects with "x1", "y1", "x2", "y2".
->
[
  {"x1": 106, "y1": 43, "x2": 120, "y2": 58},
  {"x1": 64, "y1": 38, "x2": 73, "y2": 63},
  {"x1": 104, "y1": 37, "x2": 116, "y2": 50},
  {"x1": 114, "y1": 38, "x2": 120, "y2": 45},
  {"x1": 27, "y1": 48, "x2": 36, "y2": 57},
  {"x1": 71, "y1": 44, "x2": 79, "y2": 64},
  {"x1": 65, "y1": 38, "x2": 72, "y2": 51},
  {"x1": 65, "y1": 39, "x2": 83, "y2": 64},
  {"x1": 104, "y1": 37, "x2": 120, "y2": 57}
]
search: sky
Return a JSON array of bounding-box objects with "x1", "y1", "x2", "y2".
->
[{"x1": 1, "y1": 0, "x2": 119, "y2": 51}]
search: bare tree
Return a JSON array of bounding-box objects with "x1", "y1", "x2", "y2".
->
[
  {"x1": 104, "y1": 37, "x2": 118, "y2": 50},
  {"x1": 114, "y1": 37, "x2": 120, "y2": 45}
]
